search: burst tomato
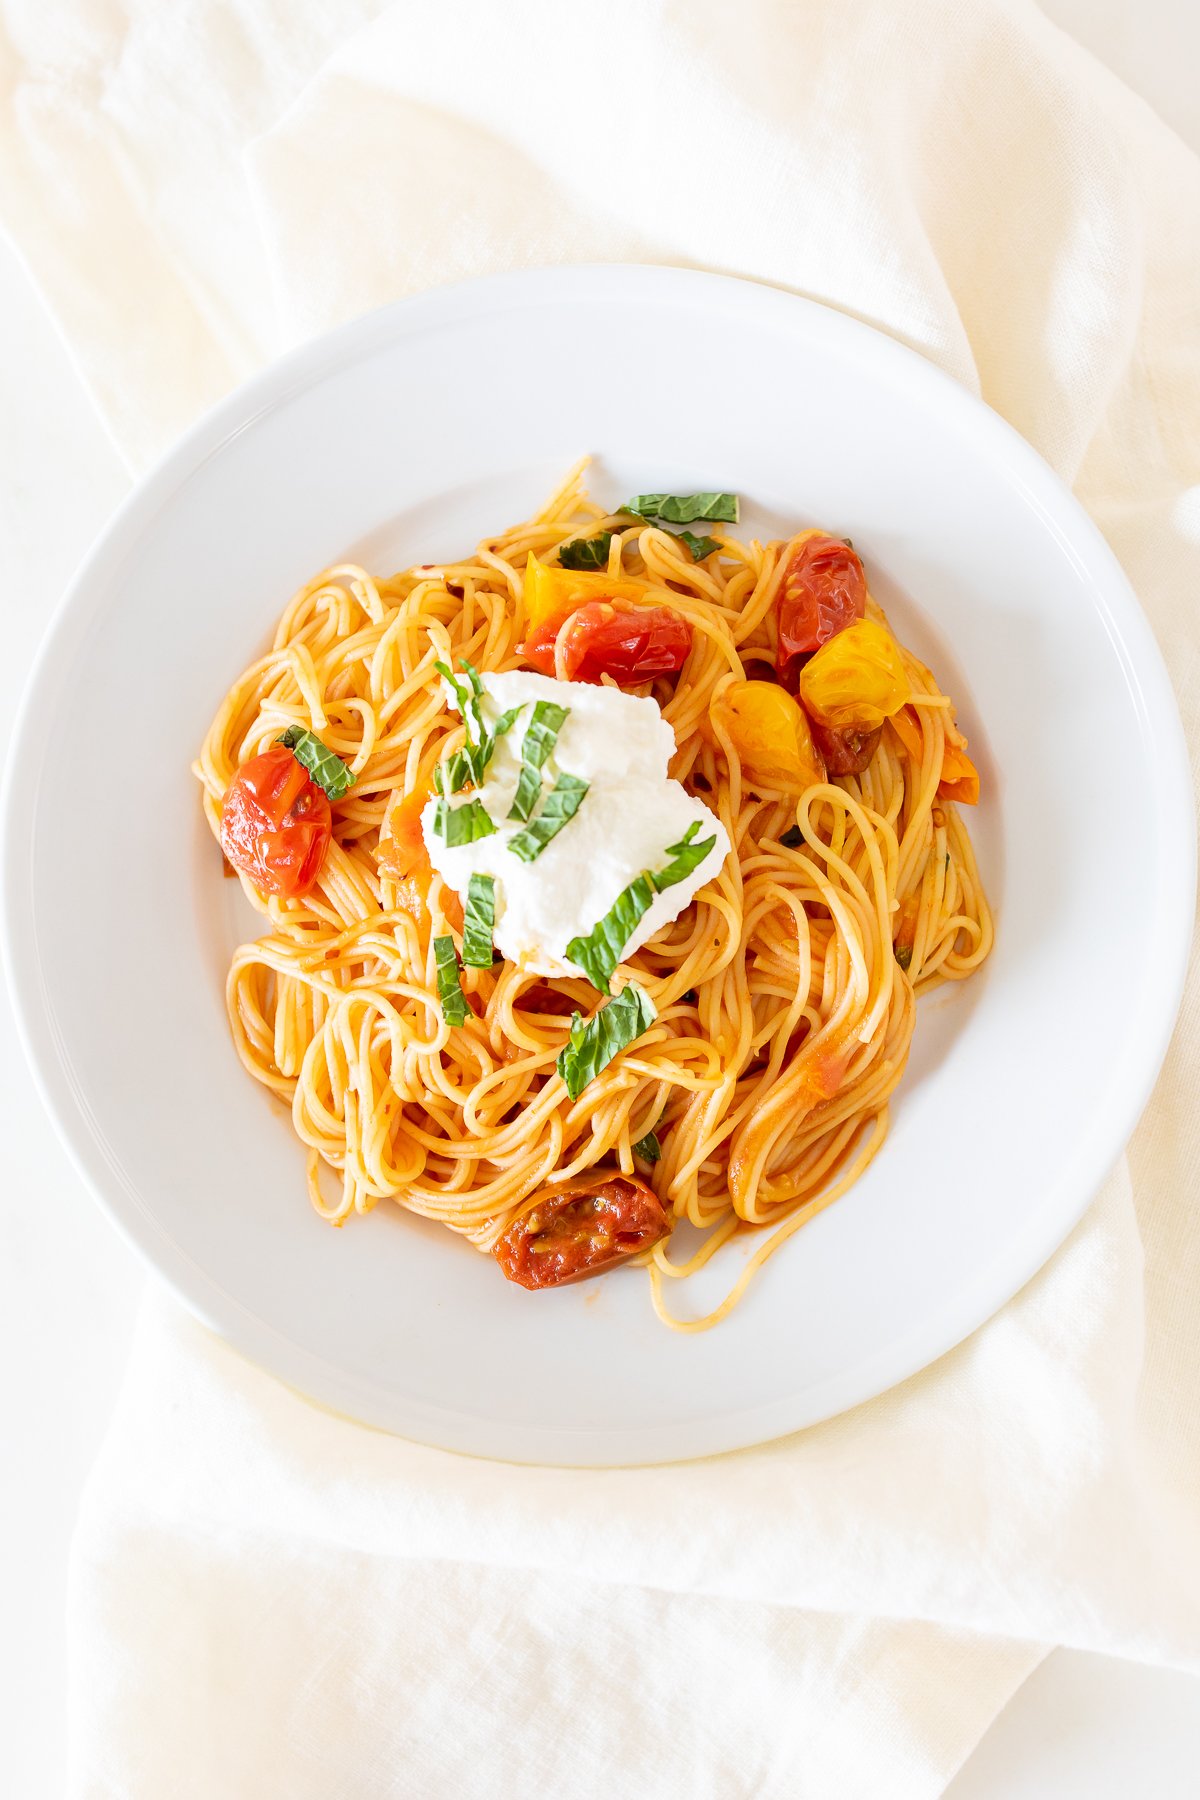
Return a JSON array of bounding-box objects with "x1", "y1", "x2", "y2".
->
[
  {"x1": 810, "y1": 720, "x2": 882, "y2": 776},
  {"x1": 522, "y1": 600, "x2": 692, "y2": 686},
  {"x1": 220, "y1": 744, "x2": 332, "y2": 900},
  {"x1": 493, "y1": 1173, "x2": 670, "y2": 1289},
  {"x1": 776, "y1": 533, "x2": 867, "y2": 689}
]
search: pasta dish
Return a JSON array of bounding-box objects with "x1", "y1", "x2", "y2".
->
[{"x1": 196, "y1": 465, "x2": 991, "y2": 1329}]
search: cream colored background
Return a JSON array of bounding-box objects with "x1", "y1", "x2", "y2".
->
[{"x1": 1, "y1": 1, "x2": 1199, "y2": 1794}]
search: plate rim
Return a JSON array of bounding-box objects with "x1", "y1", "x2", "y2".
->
[{"x1": 3, "y1": 263, "x2": 1194, "y2": 1466}]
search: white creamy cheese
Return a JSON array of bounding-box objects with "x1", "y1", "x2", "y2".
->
[{"x1": 422, "y1": 669, "x2": 729, "y2": 979}]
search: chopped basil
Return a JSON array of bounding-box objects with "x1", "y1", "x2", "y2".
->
[
  {"x1": 556, "y1": 983, "x2": 657, "y2": 1102},
  {"x1": 779, "y1": 825, "x2": 805, "y2": 849},
  {"x1": 675, "y1": 529, "x2": 720, "y2": 562},
  {"x1": 565, "y1": 820, "x2": 718, "y2": 993},
  {"x1": 632, "y1": 1127, "x2": 662, "y2": 1163},
  {"x1": 433, "y1": 935, "x2": 470, "y2": 1026},
  {"x1": 558, "y1": 531, "x2": 613, "y2": 571},
  {"x1": 508, "y1": 772, "x2": 588, "y2": 862},
  {"x1": 508, "y1": 701, "x2": 569, "y2": 822},
  {"x1": 565, "y1": 873, "x2": 656, "y2": 993},
  {"x1": 433, "y1": 797, "x2": 496, "y2": 846},
  {"x1": 277, "y1": 726, "x2": 355, "y2": 801},
  {"x1": 434, "y1": 656, "x2": 524, "y2": 792},
  {"x1": 895, "y1": 943, "x2": 913, "y2": 972},
  {"x1": 621, "y1": 492, "x2": 739, "y2": 526},
  {"x1": 462, "y1": 873, "x2": 497, "y2": 968},
  {"x1": 650, "y1": 820, "x2": 717, "y2": 893}
]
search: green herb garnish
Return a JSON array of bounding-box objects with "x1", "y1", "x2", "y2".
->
[
  {"x1": 434, "y1": 934, "x2": 470, "y2": 1027},
  {"x1": 675, "y1": 529, "x2": 721, "y2": 562},
  {"x1": 462, "y1": 873, "x2": 497, "y2": 968},
  {"x1": 621, "y1": 492, "x2": 739, "y2": 525},
  {"x1": 509, "y1": 772, "x2": 589, "y2": 862},
  {"x1": 558, "y1": 531, "x2": 613, "y2": 571},
  {"x1": 556, "y1": 984, "x2": 657, "y2": 1101},
  {"x1": 565, "y1": 821, "x2": 718, "y2": 993},
  {"x1": 433, "y1": 797, "x2": 496, "y2": 846},
  {"x1": 434, "y1": 657, "x2": 524, "y2": 792},
  {"x1": 895, "y1": 944, "x2": 913, "y2": 972},
  {"x1": 780, "y1": 825, "x2": 805, "y2": 849},
  {"x1": 508, "y1": 700, "x2": 569, "y2": 822},
  {"x1": 632, "y1": 1127, "x2": 662, "y2": 1163},
  {"x1": 277, "y1": 727, "x2": 356, "y2": 801},
  {"x1": 566, "y1": 874, "x2": 656, "y2": 993}
]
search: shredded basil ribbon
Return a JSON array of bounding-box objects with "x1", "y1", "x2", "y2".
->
[
  {"x1": 675, "y1": 530, "x2": 720, "y2": 562},
  {"x1": 556, "y1": 984, "x2": 657, "y2": 1102},
  {"x1": 632, "y1": 1127, "x2": 662, "y2": 1163},
  {"x1": 434, "y1": 656, "x2": 524, "y2": 793},
  {"x1": 620, "y1": 492, "x2": 739, "y2": 526},
  {"x1": 508, "y1": 772, "x2": 589, "y2": 863},
  {"x1": 508, "y1": 701, "x2": 569, "y2": 823},
  {"x1": 558, "y1": 531, "x2": 612, "y2": 571},
  {"x1": 433, "y1": 935, "x2": 470, "y2": 1027},
  {"x1": 277, "y1": 726, "x2": 356, "y2": 801},
  {"x1": 433, "y1": 796, "x2": 495, "y2": 846},
  {"x1": 462, "y1": 873, "x2": 496, "y2": 968},
  {"x1": 565, "y1": 820, "x2": 717, "y2": 993}
]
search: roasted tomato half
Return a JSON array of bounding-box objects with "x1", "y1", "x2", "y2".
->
[
  {"x1": 493, "y1": 1173, "x2": 670, "y2": 1289},
  {"x1": 776, "y1": 533, "x2": 866, "y2": 689},
  {"x1": 522, "y1": 600, "x2": 692, "y2": 686},
  {"x1": 220, "y1": 744, "x2": 331, "y2": 900}
]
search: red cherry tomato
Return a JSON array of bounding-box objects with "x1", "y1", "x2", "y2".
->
[
  {"x1": 220, "y1": 744, "x2": 332, "y2": 899},
  {"x1": 522, "y1": 601, "x2": 692, "y2": 686},
  {"x1": 493, "y1": 1173, "x2": 670, "y2": 1289},
  {"x1": 810, "y1": 720, "x2": 882, "y2": 776},
  {"x1": 776, "y1": 534, "x2": 866, "y2": 690}
]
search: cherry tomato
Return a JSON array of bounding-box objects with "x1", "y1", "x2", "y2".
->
[
  {"x1": 810, "y1": 720, "x2": 882, "y2": 776},
  {"x1": 776, "y1": 534, "x2": 866, "y2": 690},
  {"x1": 709, "y1": 680, "x2": 826, "y2": 793},
  {"x1": 377, "y1": 785, "x2": 432, "y2": 881},
  {"x1": 220, "y1": 744, "x2": 331, "y2": 900},
  {"x1": 493, "y1": 1173, "x2": 670, "y2": 1289},
  {"x1": 522, "y1": 601, "x2": 692, "y2": 686},
  {"x1": 798, "y1": 618, "x2": 911, "y2": 731}
]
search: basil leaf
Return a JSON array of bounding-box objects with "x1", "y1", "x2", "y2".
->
[
  {"x1": 434, "y1": 659, "x2": 524, "y2": 793},
  {"x1": 565, "y1": 873, "x2": 656, "y2": 994},
  {"x1": 632, "y1": 1128, "x2": 662, "y2": 1163},
  {"x1": 508, "y1": 701, "x2": 569, "y2": 822},
  {"x1": 509, "y1": 772, "x2": 588, "y2": 862},
  {"x1": 556, "y1": 983, "x2": 657, "y2": 1102},
  {"x1": 675, "y1": 530, "x2": 720, "y2": 562},
  {"x1": 433, "y1": 797, "x2": 496, "y2": 846},
  {"x1": 621, "y1": 492, "x2": 739, "y2": 525},
  {"x1": 779, "y1": 825, "x2": 805, "y2": 849},
  {"x1": 433, "y1": 934, "x2": 470, "y2": 1027},
  {"x1": 558, "y1": 531, "x2": 613, "y2": 571},
  {"x1": 564, "y1": 821, "x2": 718, "y2": 994},
  {"x1": 651, "y1": 819, "x2": 717, "y2": 893},
  {"x1": 278, "y1": 727, "x2": 355, "y2": 801},
  {"x1": 895, "y1": 943, "x2": 913, "y2": 972},
  {"x1": 462, "y1": 873, "x2": 497, "y2": 968}
]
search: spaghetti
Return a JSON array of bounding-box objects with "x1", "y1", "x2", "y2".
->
[{"x1": 195, "y1": 464, "x2": 992, "y2": 1330}]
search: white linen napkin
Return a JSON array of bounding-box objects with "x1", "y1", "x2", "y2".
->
[{"x1": 3, "y1": 1, "x2": 1198, "y2": 1793}]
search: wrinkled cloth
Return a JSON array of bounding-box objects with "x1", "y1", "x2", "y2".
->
[{"x1": 2, "y1": 1, "x2": 1198, "y2": 1795}]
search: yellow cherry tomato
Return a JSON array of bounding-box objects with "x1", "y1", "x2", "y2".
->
[
  {"x1": 799, "y1": 618, "x2": 911, "y2": 731},
  {"x1": 709, "y1": 680, "x2": 826, "y2": 793},
  {"x1": 523, "y1": 553, "x2": 647, "y2": 632}
]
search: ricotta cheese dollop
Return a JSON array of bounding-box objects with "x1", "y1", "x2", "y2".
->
[{"x1": 422, "y1": 669, "x2": 729, "y2": 980}]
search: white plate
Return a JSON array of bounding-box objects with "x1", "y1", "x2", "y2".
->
[{"x1": 3, "y1": 267, "x2": 1192, "y2": 1465}]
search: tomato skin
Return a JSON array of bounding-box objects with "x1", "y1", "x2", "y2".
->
[
  {"x1": 810, "y1": 720, "x2": 882, "y2": 775},
  {"x1": 709, "y1": 679, "x2": 826, "y2": 793},
  {"x1": 220, "y1": 745, "x2": 331, "y2": 899},
  {"x1": 776, "y1": 534, "x2": 867, "y2": 690},
  {"x1": 493, "y1": 1173, "x2": 670, "y2": 1289},
  {"x1": 522, "y1": 601, "x2": 692, "y2": 686}
]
